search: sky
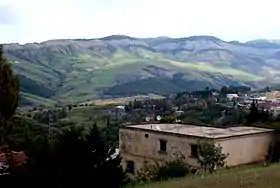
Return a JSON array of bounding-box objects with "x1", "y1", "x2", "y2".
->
[{"x1": 1, "y1": 0, "x2": 280, "y2": 44}]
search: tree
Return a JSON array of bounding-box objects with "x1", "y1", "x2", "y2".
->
[
  {"x1": 0, "y1": 45, "x2": 20, "y2": 145},
  {"x1": 0, "y1": 45, "x2": 20, "y2": 178},
  {"x1": 247, "y1": 101, "x2": 259, "y2": 123},
  {"x1": 60, "y1": 107, "x2": 67, "y2": 119},
  {"x1": 197, "y1": 140, "x2": 228, "y2": 173},
  {"x1": 21, "y1": 124, "x2": 127, "y2": 188},
  {"x1": 220, "y1": 86, "x2": 229, "y2": 97},
  {"x1": 55, "y1": 124, "x2": 127, "y2": 188},
  {"x1": 103, "y1": 117, "x2": 122, "y2": 147}
]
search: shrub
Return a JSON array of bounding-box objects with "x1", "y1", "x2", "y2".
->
[
  {"x1": 157, "y1": 152, "x2": 189, "y2": 180},
  {"x1": 135, "y1": 161, "x2": 160, "y2": 182},
  {"x1": 135, "y1": 152, "x2": 189, "y2": 182}
]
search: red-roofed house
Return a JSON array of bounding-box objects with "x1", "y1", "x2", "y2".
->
[{"x1": 0, "y1": 150, "x2": 27, "y2": 172}]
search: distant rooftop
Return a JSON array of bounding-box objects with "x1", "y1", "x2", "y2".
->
[
  {"x1": 115, "y1": 105, "x2": 125, "y2": 109},
  {"x1": 124, "y1": 124, "x2": 273, "y2": 139}
]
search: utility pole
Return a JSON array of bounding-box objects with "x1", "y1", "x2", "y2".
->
[
  {"x1": 47, "y1": 109, "x2": 55, "y2": 177},
  {"x1": 151, "y1": 105, "x2": 156, "y2": 123},
  {"x1": 48, "y1": 109, "x2": 54, "y2": 144}
]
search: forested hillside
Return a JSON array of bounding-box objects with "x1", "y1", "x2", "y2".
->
[{"x1": 4, "y1": 35, "x2": 280, "y2": 105}]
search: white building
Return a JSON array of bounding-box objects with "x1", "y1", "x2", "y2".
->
[
  {"x1": 226, "y1": 94, "x2": 239, "y2": 101},
  {"x1": 110, "y1": 105, "x2": 126, "y2": 118},
  {"x1": 119, "y1": 124, "x2": 274, "y2": 174}
]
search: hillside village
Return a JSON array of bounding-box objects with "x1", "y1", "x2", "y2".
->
[
  {"x1": 3, "y1": 43, "x2": 280, "y2": 187},
  {"x1": 3, "y1": 0, "x2": 280, "y2": 187},
  {"x1": 19, "y1": 86, "x2": 280, "y2": 177},
  {"x1": 114, "y1": 88, "x2": 280, "y2": 177}
]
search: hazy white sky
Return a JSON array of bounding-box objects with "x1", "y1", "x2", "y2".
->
[{"x1": 1, "y1": 0, "x2": 280, "y2": 44}]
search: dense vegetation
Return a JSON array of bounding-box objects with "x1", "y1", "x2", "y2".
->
[
  {"x1": 105, "y1": 76, "x2": 211, "y2": 97},
  {"x1": 121, "y1": 86, "x2": 249, "y2": 126},
  {"x1": 0, "y1": 44, "x2": 127, "y2": 188},
  {"x1": 19, "y1": 75, "x2": 54, "y2": 98},
  {"x1": 0, "y1": 45, "x2": 20, "y2": 156}
]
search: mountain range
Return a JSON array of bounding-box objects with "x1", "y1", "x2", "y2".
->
[{"x1": 3, "y1": 35, "x2": 280, "y2": 106}]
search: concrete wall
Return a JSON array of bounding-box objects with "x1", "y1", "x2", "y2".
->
[
  {"x1": 218, "y1": 132, "x2": 274, "y2": 167},
  {"x1": 119, "y1": 128, "x2": 274, "y2": 173},
  {"x1": 119, "y1": 128, "x2": 207, "y2": 173}
]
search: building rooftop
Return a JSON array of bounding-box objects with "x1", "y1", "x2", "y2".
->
[{"x1": 125, "y1": 124, "x2": 274, "y2": 139}]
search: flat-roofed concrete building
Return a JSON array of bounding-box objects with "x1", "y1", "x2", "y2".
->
[{"x1": 119, "y1": 124, "x2": 274, "y2": 174}]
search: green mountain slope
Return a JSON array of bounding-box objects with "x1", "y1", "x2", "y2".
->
[
  {"x1": 20, "y1": 92, "x2": 57, "y2": 107},
  {"x1": 4, "y1": 35, "x2": 280, "y2": 105}
]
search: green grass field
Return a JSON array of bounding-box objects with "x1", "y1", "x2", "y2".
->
[
  {"x1": 59, "y1": 105, "x2": 112, "y2": 128},
  {"x1": 130, "y1": 164, "x2": 280, "y2": 188},
  {"x1": 169, "y1": 61, "x2": 263, "y2": 81},
  {"x1": 81, "y1": 94, "x2": 164, "y2": 106},
  {"x1": 21, "y1": 92, "x2": 57, "y2": 107}
]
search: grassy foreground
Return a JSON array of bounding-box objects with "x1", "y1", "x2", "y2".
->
[{"x1": 131, "y1": 164, "x2": 280, "y2": 188}]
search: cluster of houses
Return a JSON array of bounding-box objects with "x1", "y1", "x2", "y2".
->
[
  {"x1": 118, "y1": 91, "x2": 280, "y2": 174},
  {"x1": 225, "y1": 91, "x2": 280, "y2": 116},
  {"x1": 106, "y1": 90, "x2": 280, "y2": 175}
]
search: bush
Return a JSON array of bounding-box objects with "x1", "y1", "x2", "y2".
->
[
  {"x1": 157, "y1": 154, "x2": 189, "y2": 180},
  {"x1": 135, "y1": 161, "x2": 160, "y2": 182},
  {"x1": 135, "y1": 152, "x2": 189, "y2": 182},
  {"x1": 160, "y1": 115, "x2": 176, "y2": 123}
]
